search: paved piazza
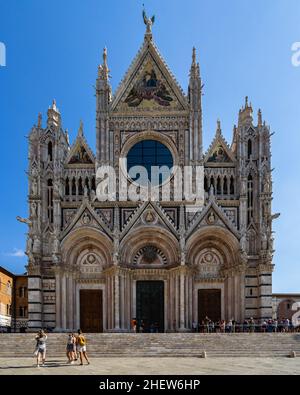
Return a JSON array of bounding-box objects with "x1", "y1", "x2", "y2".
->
[{"x1": 0, "y1": 357, "x2": 299, "y2": 375}]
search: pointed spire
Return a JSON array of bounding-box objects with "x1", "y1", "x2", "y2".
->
[
  {"x1": 65, "y1": 129, "x2": 70, "y2": 145},
  {"x1": 258, "y1": 109, "x2": 263, "y2": 128},
  {"x1": 37, "y1": 113, "x2": 42, "y2": 128},
  {"x1": 216, "y1": 119, "x2": 222, "y2": 135},
  {"x1": 78, "y1": 120, "x2": 84, "y2": 137},
  {"x1": 231, "y1": 124, "x2": 238, "y2": 152},
  {"x1": 239, "y1": 96, "x2": 253, "y2": 127},
  {"x1": 47, "y1": 99, "x2": 61, "y2": 128},
  {"x1": 190, "y1": 47, "x2": 200, "y2": 78},
  {"x1": 192, "y1": 47, "x2": 196, "y2": 67}
]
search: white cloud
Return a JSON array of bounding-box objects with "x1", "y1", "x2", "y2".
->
[{"x1": 4, "y1": 249, "x2": 26, "y2": 258}]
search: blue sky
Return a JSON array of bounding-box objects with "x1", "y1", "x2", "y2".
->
[{"x1": 0, "y1": 0, "x2": 299, "y2": 292}]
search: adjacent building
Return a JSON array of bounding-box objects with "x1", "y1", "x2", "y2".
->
[
  {"x1": 0, "y1": 267, "x2": 13, "y2": 330},
  {"x1": 0, "y1": 267, "x2": 28, "y2": 331}
]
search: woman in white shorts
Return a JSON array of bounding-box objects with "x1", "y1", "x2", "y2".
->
[{"x1": 76, "y1": 329, "x2": 90, "y2": 365}]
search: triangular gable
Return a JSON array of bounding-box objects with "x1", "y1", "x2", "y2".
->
[
  {"x1": 111, "y1": 40, "x2": 189, "y2": 113},
  {"x1": 65, "y1": 130, "x2": 95, "y2": 166},
  {"x1": 186, "y1": 195, "x2": 240, "y2": 240},
  {"x1": 205, "y1": 132, "x2": 235, "y2": 164},
  {"x1": 60, "y1": 200, "x2": 112, "y2": 240},
  {"x1": 120, "y1": 201, "x2": 178, "y2": 240}
]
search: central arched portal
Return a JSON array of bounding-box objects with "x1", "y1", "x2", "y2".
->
[{"x1": 136, "y1": 281, "x2": 164, "y2": 333}]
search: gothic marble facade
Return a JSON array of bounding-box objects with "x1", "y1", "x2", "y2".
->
[{"x1": 25, "y1": 23, "x2": 276, "y2": 332}]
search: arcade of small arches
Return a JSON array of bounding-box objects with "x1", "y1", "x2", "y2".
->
[{"x1": 52, "y1": 224, "x2": 245, "y2": 333}]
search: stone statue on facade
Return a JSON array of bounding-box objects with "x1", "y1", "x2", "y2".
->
[
  {"x1": 30, "y1": 202, "x2": 38, "y2": 218},
  {"x1": 33, "y1": 235, "x2": 41, "y2": 254},
  {"x1": 26, "y1": 235, "x2": 33, "y2": 255},
  {"x1": 143, "y1": 9, "x2": 155, "y2": 35},
  {"x1": 31, "y1": 178, "x2": 38, "y2": 196}
]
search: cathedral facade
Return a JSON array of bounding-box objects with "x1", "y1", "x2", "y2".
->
[{"x1": 25, "y1": 21, "x2": 275, "y2": 332}]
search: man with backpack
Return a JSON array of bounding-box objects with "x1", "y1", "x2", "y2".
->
[{"x1": 76, "y1": 329, "x2": 90, "y2": 366}]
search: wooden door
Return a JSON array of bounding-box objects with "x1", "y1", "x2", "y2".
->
[
  {"x1": 80, "y1": 290, "x2": 103, "y2": 333},
  {"x1": 198, "y1": 289, "x2": 221, "y2": 322}
]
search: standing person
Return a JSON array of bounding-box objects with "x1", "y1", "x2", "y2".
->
[
  {"x1": 131, "y1": 318, "x2": 137, "y2": 333},
  {"x1": 35, "y1": 330, "x2": 47, "y2": 367},
  {"x1": 66, "y1": 333, "x2": 76, "y2": 364},
  {"x1": 76, "y1": 329, "x2": 90, "y2": 366}
]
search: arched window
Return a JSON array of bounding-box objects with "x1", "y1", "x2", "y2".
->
[
  {"x1": 65, "y1": 178, "x2": 70, "y2": 196},
  {"x1": 78, "y1": 177, "x2": 83, "y2": 195},
  {"x1": 204, "y1": 176, "x2": 208, "y2": 193},
  {"x1": 247, "y1": 175, "x2": 254, "y2": 224},
  {"x1": 85, "y1": 177, "x2": 89, "y2": 190},
  {"x1": 72, "y1": 178, "x2": 76, "y2": 195},
  {"x1": 210, "y1": 177, "x2": 215, "y2": 191},
  {"x1": 217, "y1": 177, "x2": 221, "y2": 195},
  {"x1": 127, "y1": 139, "x2": 173, "y2": 185},
  {"x1": 48, "y1": 141, "x2": 53, "y2": 161},
  {"x1": 230, "y1": 176, "x2": 235, "y2": 195},
  {"x1": 47, "y1": 179, "x2": 54, "y2": 223},
  {"x1": 91, "y1": 177, "x2": 96, "y2": 191},
  {"x1": 6, "y1": 281, "x2": 12, "y2": 296},
  {"x1": 223, "y1": 176, "x2": 228, "y2": 195},
  {"x1": 247, "y1": 139, "x2": 252, "y2": 159}
]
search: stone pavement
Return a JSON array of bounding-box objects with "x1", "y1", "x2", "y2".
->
[{"x1": 0, "y1": 357, "x2": 299, "y2": 375}]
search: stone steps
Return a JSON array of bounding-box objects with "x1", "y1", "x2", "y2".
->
[{"x1": 0, "y1": 334, "x2": 299, "y2": 358}]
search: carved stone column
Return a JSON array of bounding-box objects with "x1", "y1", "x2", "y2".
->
[
  {"x1": 54, "y1": 265, "x2": 62, "y2": 331},
  {"x1": 61, "y1": 269, "x2": 67, "y2": 330},
  {"x1": 114, "y1": 272, "x2": 120, "y2": 329}
]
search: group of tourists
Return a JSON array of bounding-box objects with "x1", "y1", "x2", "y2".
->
[
  {"x1": 131, "y1": 318, "x2": 160, "y2": 333},
  {"x1": 34, "y1": 329, "x2": 90, "y2": 368},
  {"x1": 191, "y1": 316, "x2": 300, "y2": 333}
]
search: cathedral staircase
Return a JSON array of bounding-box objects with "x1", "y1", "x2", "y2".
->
[{"x1": 0, "y1": 333, "x2": 299, "y2": 358}]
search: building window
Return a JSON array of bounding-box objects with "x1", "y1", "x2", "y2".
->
[
  {"x1": 6, "y1": 281, "x2": 12, "y2": 296},
  {"x1": 223, "y1": 176, "x2": 228, "y2": 195},
  {"x1": 204, "y1": 176, "x2": 208, "y2": 193},
  {"x1": 287, "y1": 303, "x2": 291, "y2": 310},
  {"x1": 230, "y1": 176, "x2": 235, "y2": 195},
  {"x1": 247, "y1": 139, "x2": 252, "y2": 159},
  {"x1": 48, "y1": 141, "x2": 53, "y2": 161},
  {"x1": 47, "y1": 179, "x2": 54, "y2": 223},
  {"x1": 127, "y1": 140, "x2": 173, "y2": 185},
  {"x1": 72, "y1": 178, "x2": 76, "y2": 195},
  {"x1": 78, "y1": 177, "x2": 83, "y2": 195},
  {"x1": 6, "y1": 304, "x2": 11, "y2": 315},
  {"x1": 250, "y1": 288, "x2": 253, "y2": 296},
  {"x1": 247, "y1": 175, "x2": 254, "y2": 224},
  {"x1": 65, "y1": 178, "x2": 70, "y2": 195},
  {"x1": 19, "y1": 287, "x2": 26, "y2": 298},
  {"x1": 19, "y1": 306, "x2": 27, "y2": 317},
  {"x1": 217, "y1": 177, "x2": 221, "y2": 195}
]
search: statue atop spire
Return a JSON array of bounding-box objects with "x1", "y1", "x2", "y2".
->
[
  {"x1": 143, "y1": 8, "x2": 155, "y2": 40},
  {"x1": 98, "y1": 47, "x2": 109, "y2": 81}
]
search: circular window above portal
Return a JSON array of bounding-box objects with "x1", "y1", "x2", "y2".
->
[{"x1": 126, "y1": 139, "x2": 173, "y2": 186}]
